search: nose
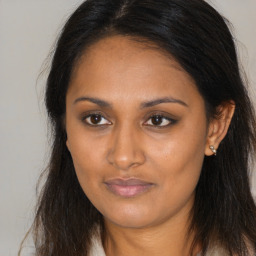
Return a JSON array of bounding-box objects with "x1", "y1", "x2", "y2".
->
[{"x1": 106, "y1": 124, "x2": 146, "y2": 171}]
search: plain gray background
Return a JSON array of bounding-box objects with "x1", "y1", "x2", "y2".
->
[{"x1": 0, "y1": 1, "x2": 255, "y2": 255}]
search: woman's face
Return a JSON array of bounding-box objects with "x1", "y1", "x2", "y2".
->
[{"x1": 66, "y1": 35, "x2": 209, "y2": 229}]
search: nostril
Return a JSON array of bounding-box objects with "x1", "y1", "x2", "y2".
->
[
  {"x1": 106, "y1": 144, "x2": 145, "y2": 171},
  {"x1": 106, "y1": 127, "x2": 146, "y2": 170}
]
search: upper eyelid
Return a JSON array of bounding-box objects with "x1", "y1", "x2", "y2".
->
[
  {"x1": 82, "y1": 113, "x2": 174, "y2": 120},
  {"x1": 147, "y1": 114, "x2": 173, "y2": 120},
  {"x1": 144, "y1": 112, "x2": 177, "y2": 121},
  {"x1": 81, "y1": 111, "x2": 110, "y2": 120},
  {"x1": 85, "y1": 113, "x2": 111, "y2": 121},
  {"x1": 144, "y1": 115, "x2": 175, "y2": 126},
  {"x1": 80, "y1": 111, "x2": 177, "y2": 125}
]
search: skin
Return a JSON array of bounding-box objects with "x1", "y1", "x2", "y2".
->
[{"x1": 65, "y1": 35, "x2": 234, "y2": 256}]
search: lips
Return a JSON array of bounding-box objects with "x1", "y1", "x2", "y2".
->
[{"x1": 104, "y1": 178, "x2": 154, "y2": 198}]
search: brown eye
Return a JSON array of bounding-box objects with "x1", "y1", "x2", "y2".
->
[
  {"x1": 90, "y1": 114, "x2": 102, "y2": 124},
  {"x1": 151, "y1": 115, "x2": 164, "y2": 125},
  {"x1": 144, "y1": 115, "x2": 175, "y2": 127},
  {"x1": 84, "y1": 114, "x2": 111, "y2": 126}
]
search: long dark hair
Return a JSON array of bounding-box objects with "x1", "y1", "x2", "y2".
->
[{"x1": 21, "y1": 0, "x2": 256, "y2": 255}]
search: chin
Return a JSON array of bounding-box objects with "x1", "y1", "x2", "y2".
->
[
  {"x1": 102, "y1": 204, "x2": 163, "y2": 229},
  {"x1": 106, "y1": 216, "x2": 155, "y2": 229}
]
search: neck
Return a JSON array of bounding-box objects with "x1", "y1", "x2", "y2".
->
[{"x1": 103, "y1": 209, "x2": 200, "y2": 256}]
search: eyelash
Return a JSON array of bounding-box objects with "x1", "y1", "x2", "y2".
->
[
  {"x1": 82, "y1": 112, "x2": 112, "y2": 126},
  {"x1": 144, "y1": 114, "x2": 177, "y2": 128},
  {"x1": 82, "y1": 113, "x2": 177, "y2": 128}
]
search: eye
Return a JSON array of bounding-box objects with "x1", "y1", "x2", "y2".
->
[
  {"x1": 144, "y1": 115, "x2": 175, "y2": 127},
  {"x1": 83, "y1": 114, "x2": 111, "y2": 126}
]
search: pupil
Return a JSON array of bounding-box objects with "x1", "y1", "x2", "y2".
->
[
  {"x1": 152, "y1": 115, "x2": 163, "y2": 125},
  {"x1": 91, "y1": 114, "x2": 101, "y2": 124}
]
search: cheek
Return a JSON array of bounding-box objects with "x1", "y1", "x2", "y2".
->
[
  {"x1": 69, "y1": 144, "x2": 107, "y2": 209},
  {"x1": 146, "y1": 118, "x2": 207, "y2": 193},
  {"x1": 66, "y1": 122, "x2": 107, "y2": 193},
  {"x1": 66, "y1": 117, "x2": 105, "y2": 164},
  {"x1": 147, "y1": 121, "x2": 207, "y2": 170},
  {"x1": 68, "y1": 137, "x2": 105, "y2": 180}
]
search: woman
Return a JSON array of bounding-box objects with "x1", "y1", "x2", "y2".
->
[{"x1": 20, "y1": 0, "x2": 256, "y2": 255}]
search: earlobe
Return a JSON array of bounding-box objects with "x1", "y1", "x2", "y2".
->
[{"x1": 205, "y1": 101, "x2": 235, "y2": 156}]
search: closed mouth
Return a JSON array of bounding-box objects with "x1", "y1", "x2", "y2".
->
[{"x1": 104, "y1": 178, "x2": 154, "y2": 198}]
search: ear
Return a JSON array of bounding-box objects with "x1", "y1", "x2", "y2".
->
[{"x1": 205, "y1": 101, "x2": 235, "y2": 156}]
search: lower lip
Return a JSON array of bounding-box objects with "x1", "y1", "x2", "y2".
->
[{"x1": 105, "y1": 184, "x2": 154, "y2": 198}]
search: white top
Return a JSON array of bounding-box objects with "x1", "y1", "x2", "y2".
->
[
  {"x1": 88, "y1": 235, "x2": 229, "y2": 256},
  {"x1": 89, "y1": 235, "x2": 106, "y2": 256}
]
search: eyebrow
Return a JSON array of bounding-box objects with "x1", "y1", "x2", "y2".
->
[
  {"x1": 73, "y1": 96, "x2": 188, "y2": 108},
  {"x1": 140, "y1": 97, "x2": 188, "y2": 108},
  {"x1": 73, "y1": 97, "x2": 112, "y2": 108}
]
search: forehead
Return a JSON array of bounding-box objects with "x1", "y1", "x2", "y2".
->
[{"x1": 68, "y1": 35, "x2": 202, "y2": 107}]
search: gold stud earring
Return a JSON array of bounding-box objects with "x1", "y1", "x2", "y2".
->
[{"x1": 209, "y1": 145, "x2": 217, "y2": 156}]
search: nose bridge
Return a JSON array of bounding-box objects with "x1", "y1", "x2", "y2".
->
[{"x1": 107, "y1": 121, "x2": 144, "y2": 170}]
